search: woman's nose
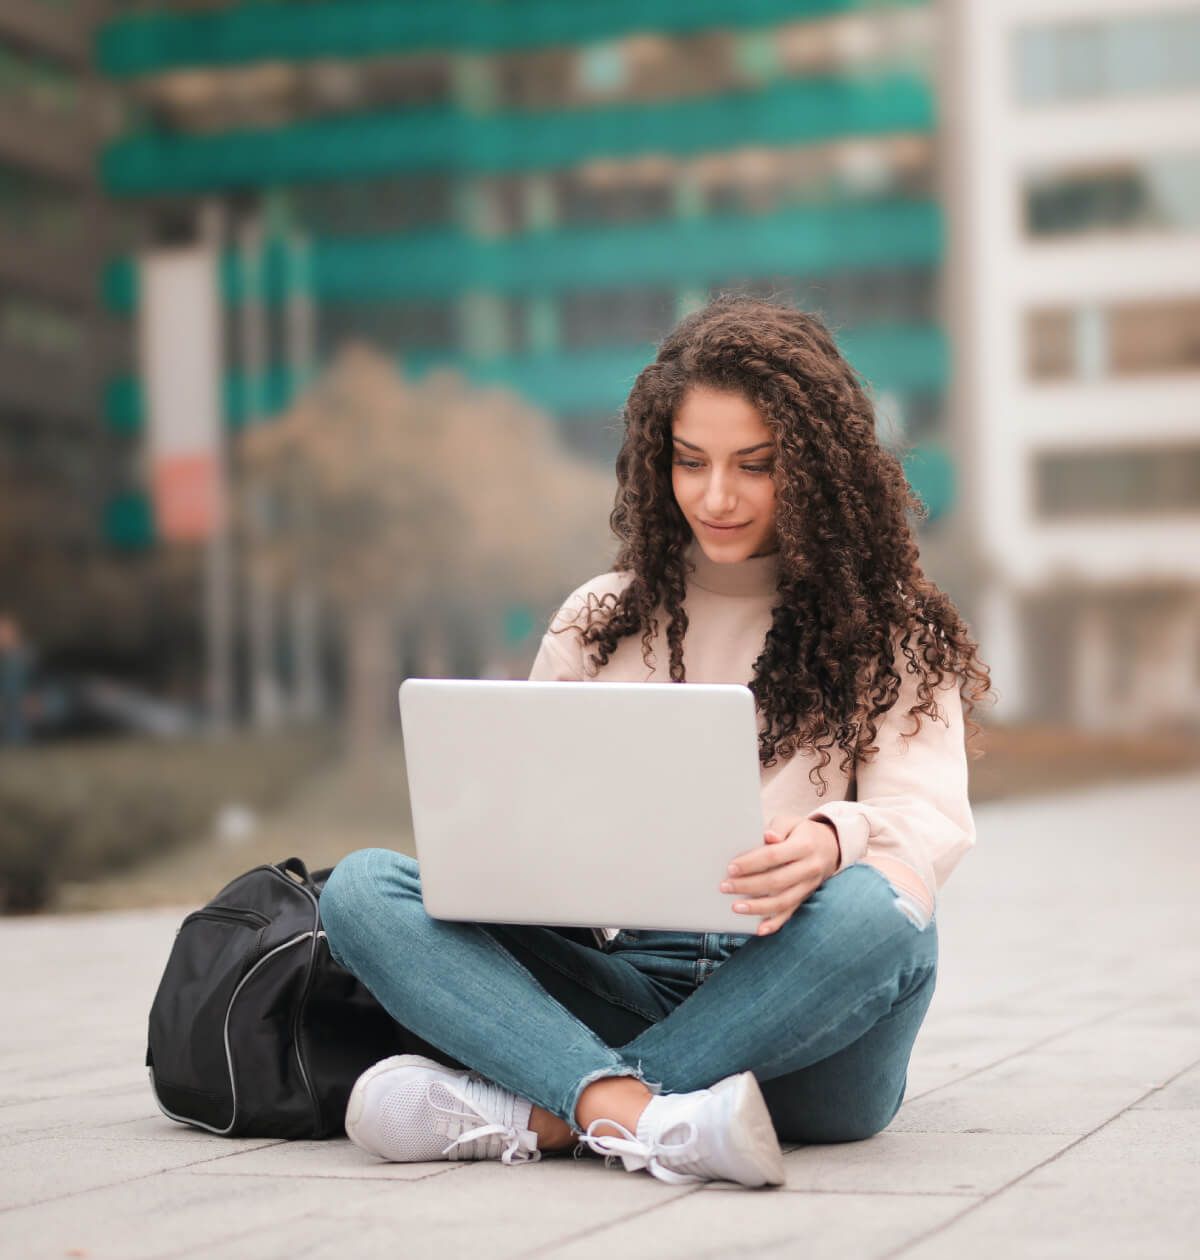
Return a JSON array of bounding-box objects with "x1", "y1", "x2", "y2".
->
[{"x1": 704, "y1": 470, "x2": 737, "y2": 515}]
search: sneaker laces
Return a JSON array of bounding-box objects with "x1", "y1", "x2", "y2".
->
[
  {"x1": 429, "y1": 1077, "x2": 541, "y2": 1166},
  {"x1": 580, "y1": 1118, "x2": 702, "y2": 1185}
]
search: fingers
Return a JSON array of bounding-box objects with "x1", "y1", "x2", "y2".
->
[
  {"x1": 724, "y1": 866, "x2": 820, "y2": 937},
  {"x1": 754, "y1": 910, "x2": 793, "y2": 937},
  {"x1": 727, "y1": 842, "x2": 786, "y2": 876},
  {"x1": 730, "y1": 819, "x2": 835, "y2": 877},
  {"x1": 727, "y1": 836, "x2": 813, "y2": 877},
  {"x1": 725, "y1": 817, "x2": 834, "y2": 937},
  {"x1": 728, "y1": 879, "x2": 814, "y2": 919},
  {"x1": 721, "y1": 858, "x2": 814, "y2": 900}
]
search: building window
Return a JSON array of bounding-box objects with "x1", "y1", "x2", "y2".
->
[
  {"x1": 776, "y1": 7, "x2": 935, "y2": 79},
  {"x1": 134, "y1": 54, "x2": 451, "y2": 135},
  {"x1": 494, "y1": 47, "x2": 575, "y2": 110},
  {"x1": 1036, "y1": 445, "x2": 1200, "y2": 517},
  {"x1": 292, "y1": 175, "x2": 453, "y2": 236},
  {"x1": 476, "y1": 135, "x2": 933, "y2": 237},
  {"x1": 555, "y1": 170, "x2": 675, "y2": 227},
  {"x1": 1028, "y1": 308, "x2": 1076, "y2": 381},
  {"x1": 1110, "y1": 298, "x2": 1200, "y2": 376},
  {"x1": 803, "y1": 265, "x2": 938, "y2": 326},
  {"x1": 1025, "y1": 154, "x2": 1200, "y2": 236},
  {"x1": 1028, "y1": 299, "x2": 1200, "y2": 380},
  {"x1": 560, "y1": 289, "x2": 675, "y2": 348},
  {"x1": 703, "y1": 135, "x2": 935, "y2": 217},
  {"x1": 727, "y1": 266, "x2": 937, "y2": 328},
  {"x1": 1016, "y1": 10, "x2": 1200, "y2": 105}
]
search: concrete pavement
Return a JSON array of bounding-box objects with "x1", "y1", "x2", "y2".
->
[{"x1": 2, "y1": 772, "x2": 1199, "y2": 1259}]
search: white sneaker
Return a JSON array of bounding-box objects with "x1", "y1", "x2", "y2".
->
[
  {"x1": 581, "y1": 1071, "x2": 784, "y2": 1187},
  {"x1": 344, "y1": 1055, "x2": 541, "y2": 1165}
]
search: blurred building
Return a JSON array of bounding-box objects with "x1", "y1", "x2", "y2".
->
[
  {"x1": 86, "y1": 0, "x2": 969, "y2": 721},
  {"x1": 96, "y1": 0, "x2": 952, "y2": 487},
  {"x1": 11, "y1": 0, "x2": 1197, "y2": 733},
  {"x1": 948, "y1": 0, "x2": 1200, "y2": 730},
  {"x1": 0, "y1": 0, "x2": 136, "y2": 654}
]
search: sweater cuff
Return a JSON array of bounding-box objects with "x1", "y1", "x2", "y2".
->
[{"x1": 807, "y1": 802, "x2": 870, "y2": 872}]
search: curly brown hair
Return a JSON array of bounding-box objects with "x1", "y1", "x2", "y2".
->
[{"x1": 557, "y1": 294, "x2": 991, "y2": 786}]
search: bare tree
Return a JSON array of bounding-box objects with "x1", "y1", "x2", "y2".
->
[{"x1": 240, "y1": 344, "x2": 614, "y2": 756}]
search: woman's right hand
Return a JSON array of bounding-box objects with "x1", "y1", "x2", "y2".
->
[{"x1": 720, "y1": 815, "x2": 841, "y2": 936}]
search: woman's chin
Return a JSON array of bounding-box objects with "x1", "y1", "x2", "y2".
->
[{"x1": 693, "y1": 531, "x2": 759, "y2": 564}]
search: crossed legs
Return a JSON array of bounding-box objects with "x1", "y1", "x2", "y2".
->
[{"x1": 320, "y1": 849, "x2": 937, "y2": 1145}]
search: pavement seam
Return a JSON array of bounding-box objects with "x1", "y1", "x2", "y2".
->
[
  {"x1": 0, "y1": 1083, "x2": 146, "y2": 1110},
  {"x1": 99, "y1": 1169, "x2": 463, "y2": 1260},
  {"x1": 878, "y1": 1050, "x2": 1200, "y2": 1259},
  {"x1": 0, "y1": 1138, "x2": 289, "y2": 1216},
  {"x1": 164, "y1": 1168, "x2": 471, "y2": 1260}
]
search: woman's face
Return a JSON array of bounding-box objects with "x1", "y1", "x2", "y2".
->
[{"x1": 670, "y1": 385, "x2": 778, "y2": 563}]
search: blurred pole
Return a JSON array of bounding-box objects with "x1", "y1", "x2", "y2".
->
[
  {"x1": 240, "y1": 212, "x2": 283, "y2": 729},
  {"x1": 199, "y1": 200, "x2": 234, "y2": 735},
  {"x1": 980, "y1": 584, "x2": 1028, "y2": 720},
  {"x1": 285, "y1": 228, "x2": 316, "y2": 394},
  {"x1": 285, "y1": 226, "x2": 324, "y2": 721}
]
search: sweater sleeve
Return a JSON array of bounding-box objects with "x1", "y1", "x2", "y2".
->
[
  {"x1": 528, "y1": 623, "x2": 585, "y2": 682},
  {"x1": 808, "y1": 657, "x2": 975, "y2": 914},
  {"x1": 527, "y1": 587, "x2": 590, "y2": 682}
]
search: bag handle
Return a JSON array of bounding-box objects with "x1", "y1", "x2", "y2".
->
[
  {"x1": 276, "y1": 857, "x2": 314, "y2": 886},
  {"x1": 277, "y1": 856, "x2": 337, "y2": 894}
]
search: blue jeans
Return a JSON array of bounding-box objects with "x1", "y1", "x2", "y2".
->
[{"x1": 321, "y1": 850, "x2": 938, "y2": 1143}]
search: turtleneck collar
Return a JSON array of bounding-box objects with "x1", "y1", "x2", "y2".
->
[{"x1": 684, "y1": 537, "x2": 780, "y2": 598}]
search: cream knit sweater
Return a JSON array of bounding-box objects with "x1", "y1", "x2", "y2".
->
[{"x1": 528, "y1": 539, "x2": 975, "y2": 925}]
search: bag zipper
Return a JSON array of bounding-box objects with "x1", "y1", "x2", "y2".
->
[{"x1": 180, "y1": 906, "x2": 271, "y2": 932}]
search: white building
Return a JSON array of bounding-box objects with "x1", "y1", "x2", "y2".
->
[{"x1": 944, "y1": 0, "x2": 1200, "y2": 729}]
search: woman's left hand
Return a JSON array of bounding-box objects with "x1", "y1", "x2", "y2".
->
[{"x1": 721, "y1": 816, "x2": 841, "y2": 937}]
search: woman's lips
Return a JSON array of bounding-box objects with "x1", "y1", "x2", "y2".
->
[{"x1": 701, "y1": 520, "x2": 749, "y2": 531}]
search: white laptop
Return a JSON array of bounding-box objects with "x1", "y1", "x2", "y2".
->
[{"x1": 398, "y1": 678, "x2": 765, "y2": 935}]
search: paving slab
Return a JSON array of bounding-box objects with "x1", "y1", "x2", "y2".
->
[
  {"x1": 1, "y1": 772, "x2": 1198, "y2": 1260},
  {"x1": 539, "y1": 1188, "x2": 977, "y2": 1260},
  {"x1": 0, "y1": 1170, "x2": 423, "y2": 1260},
  {"x1": 897, "y1": 1100, "x2": 1200, "y2": 1260},
  {"x1": 770, "y1": 1130, "x2": 1073, "y2": 1197},
  {"x1": 203, "y1": 1156, "x2": 699, "y2": 1260}
]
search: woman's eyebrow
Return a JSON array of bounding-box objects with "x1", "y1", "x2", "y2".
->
[{"x1": 672, "y1": 437, "x2": 775, "y2": 455}]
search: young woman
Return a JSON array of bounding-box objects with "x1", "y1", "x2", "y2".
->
[{"x1": 320, "y1": 295, "x2": 990, "y2": 1189}]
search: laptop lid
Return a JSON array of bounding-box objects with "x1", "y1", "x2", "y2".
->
[{"x1": 398, "y1": 678, "x2": 765, "y2": 934}]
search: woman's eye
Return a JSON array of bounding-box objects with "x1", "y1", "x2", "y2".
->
[
  {"x1": 673, "y1": 458, "x2": 704, "y2": 469},
  {"x1": 743, "y1": 463, "x2": 773, "y2": 474}
]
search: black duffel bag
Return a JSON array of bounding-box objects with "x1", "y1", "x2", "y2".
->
[{"x1": 146, "y1": 856, "x2": 432, "y2": 1139}]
